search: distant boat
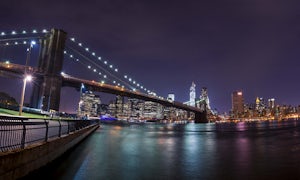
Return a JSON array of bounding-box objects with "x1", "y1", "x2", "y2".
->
[{"x1": 100, "y1": 114, "x2": 117, "y2": 121}]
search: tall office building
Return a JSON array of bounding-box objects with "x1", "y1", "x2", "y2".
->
[
  {"x1": 144, "y1": 101, "x2": 159, "y2": 119},
  {"x1": 232, "y1": 91, "x2": 244, "y2": 117},
  {"x1": 126, "y1": 98, "x2": 145, "y2": 118},
  {"x1": 167, "y1": 93, "x2": 175, "y2": 102},
  {"x1": 115, "y1": 95, "x2": 124, "y2": 117},
  {"x1": 256, "y1": 97, "x2": 266, "y2": 111},
  {"x1": 268, "y1": 98, "x2": 275, "y2": 109},
  {"x1": 189, "y1": 82, "x2": 196, "y2": 106},
  {"x1": 78, "y1": 91, "x2": 101, "y2": 118}
]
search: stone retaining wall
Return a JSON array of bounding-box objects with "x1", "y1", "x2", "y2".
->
[{"x1": 0, "y1": 124, "x2": 99, "y2": 180}]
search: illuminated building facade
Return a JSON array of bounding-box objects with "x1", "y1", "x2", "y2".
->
[
  {"x1": 189, "y1": 82, "x2": 196, "y2": 106},
  {"x1": 78, "y1": 91, "x2": 101, "y2": 118},
  {"x1": 255, "y1": 97, "x2": 266, "y2": 116},
  {"x1": 167, "y1": 93, "x2": 175, "y2": 102},
  {"x1": 232, "y1": 91, "x2": 244, "y2": 117},
  {"x1": 115, "y1": 95, "x2": 124, "y2": 117},
  {"x1": 268, "y1": 98, "x2": 275, "y2": 109},
  {"x1": 144, "y1": 101, "x2": 162, "y2": 119}
]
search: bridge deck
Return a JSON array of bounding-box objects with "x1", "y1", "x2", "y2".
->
[{"x1": 0, "y1": 62, "x2": 203, "y2": 114}]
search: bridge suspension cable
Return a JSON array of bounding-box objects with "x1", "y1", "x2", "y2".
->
[
  {"x1": 0, "y1": 29, "x2": 49, "y2": 36},
  {"x1": 63, "y1": 50, "x2": 128, "y2": 89},
  {"x1": 0, "y1": 29, "x2": 160, "y2": 97},
  {"x1": 0, "y1": 28, "x2": 48, "y2": 47},
  {"x1": 66, "y1": 37, "x2": 157, "y2": 96},
  {"x1": 0, "y1": 38, "x2": 42, "y2": 47}
]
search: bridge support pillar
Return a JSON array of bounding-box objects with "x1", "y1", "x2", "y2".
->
[
  {"x1": 194, "y1": 111, "x2": 208, "y2": 123},
  {"x1": 30, "y1": 29, "x2": 67, "y2": 111}
]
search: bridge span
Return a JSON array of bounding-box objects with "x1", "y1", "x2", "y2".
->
[
  {"x1": 0, "y1": 61, "x2": 207, "y2": 122},
  {"x1": 61, "y1": 73, "x2": 204, "y2": 114},
  {"x1": 0, "y1": 28, "x2": 207, "y2": 123}
]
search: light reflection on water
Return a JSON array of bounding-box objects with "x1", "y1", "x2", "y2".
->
[{"x1": 23, "y1": 119, "x2": 300, "y2": 180}]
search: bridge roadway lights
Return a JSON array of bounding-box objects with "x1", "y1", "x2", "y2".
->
[{"x1": 194, "y1": 111, "x2": 208, "y2": 123}]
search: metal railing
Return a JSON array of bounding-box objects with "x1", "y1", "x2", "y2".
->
[{"x1": 0, "y1": 116, "x2": 99, "y2": 152}]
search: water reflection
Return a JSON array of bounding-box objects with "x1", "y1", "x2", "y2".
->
[{"x1": 23, "y1": 119, "x2": 300, "y2": 180}]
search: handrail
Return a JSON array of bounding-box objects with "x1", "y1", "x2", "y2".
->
[{"x1": 0, "y1": 117, "x2": 99, "y2": 153}]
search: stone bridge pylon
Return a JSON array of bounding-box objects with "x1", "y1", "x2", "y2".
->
[{"x1": 30, "y1": 29, "x2": 67, "y2": 111}]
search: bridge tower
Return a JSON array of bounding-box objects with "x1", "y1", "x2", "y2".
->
[{"x1": 30, "y1": 29, "x2": 67, "y2": 111}]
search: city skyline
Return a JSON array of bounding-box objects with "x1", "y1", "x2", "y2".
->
[{"x1": 1, "y1": 0, "x2": 300, "y2": 113}]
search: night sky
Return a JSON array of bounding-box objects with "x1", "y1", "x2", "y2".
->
[{"x1": 1, "y1": 0, "x2": 300, "y2": 114}]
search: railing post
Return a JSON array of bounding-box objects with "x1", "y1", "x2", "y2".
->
[
  {"x1": 44, "y1": 119, "x2": 48, "y2": 142},
  {"x1": 67, "y1": 121, "x2": 70, "y2": 134},
  {"x1": 21, "y1": 119, "x2": 26, "y2": 149},
  {"x1": 58, "y1": 119, "x2": 61, "y2": 137}
]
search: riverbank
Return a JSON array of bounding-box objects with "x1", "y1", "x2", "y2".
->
[{"x1": 0, "y1": 120, "x2": 99, "y2": 180}]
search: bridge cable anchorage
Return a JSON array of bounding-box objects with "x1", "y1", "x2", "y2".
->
[{"x1": 66, "y1": 38, "x2": 157, "y2": 95}]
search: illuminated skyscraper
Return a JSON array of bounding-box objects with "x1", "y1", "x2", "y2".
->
[
  {"x1": 167, "y1": 93, "x2": 175, "y2": 102},
  {"x1": 144, "y1": 101, "x2": 159, "y2": 119},
  {"x1": 78, "y1": 91, "x2": 101, "y2": 118},
  {"x1": 115, "y1": 95, "x2": 124, "y2": 117},
  {"x1": 189, "y1": 82, "x2": 196, "y2": 106},
  {"x1": 256, "y1": 97, "x2": 266, "y2": 110},
  {"x1": 232, "y1": 91, "x2": 244, "y2": 117},
  {"x1": 268, "y1": 98, "x2": 275, "y2": 109},
  {"x1": 255, "y1": 97, "x2": 260, "y2": 110}
]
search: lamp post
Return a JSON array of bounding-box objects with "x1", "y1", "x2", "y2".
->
[
  {"x1": 19, "y1": 40, "x2": 36, "y2": 116},
  {"x1": 19, "y1": 75, "x2": 32, "y2": 116}
]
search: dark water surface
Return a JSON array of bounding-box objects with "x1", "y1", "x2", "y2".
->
[{"x1": 23, "y1": 119, "x2": 300, "y2": 180}]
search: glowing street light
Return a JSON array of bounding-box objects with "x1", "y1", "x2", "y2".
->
[
  {"x1": 30, "y1": 40, "x2": 36, "y2": 46},
  {"x1": 25, "y1": 75, "x2": 32, "y2": 81},
  {"x1": 19, "y1": 75, "x2": 32, "y2": 116},
  {"x1": 19, "y1": 40, "x2": 36, "y2": 116}
]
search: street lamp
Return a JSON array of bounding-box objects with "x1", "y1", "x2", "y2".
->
[
  {"x1": 19, "y1": 75, "x2": 32, "y2": 116},
  {"x1": 19, "y1": 40, "x2": 35, "y2": 116}
]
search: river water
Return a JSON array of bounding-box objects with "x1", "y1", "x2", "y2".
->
[{"x1": 23, "y1": 119, "x2": 300, "y2": 180}]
